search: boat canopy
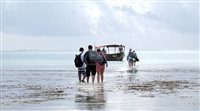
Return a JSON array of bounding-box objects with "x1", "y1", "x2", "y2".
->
[
  {"x1": 96, "y1": 44, "x2": 125, "y2": 48},
  {"x1": 95, "y1": 44, "x2": 125, "y2": 54}
]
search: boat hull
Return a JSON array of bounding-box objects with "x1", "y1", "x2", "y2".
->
[{"x1": 105, "y1": 52, "x2": 125, "y2": 61}]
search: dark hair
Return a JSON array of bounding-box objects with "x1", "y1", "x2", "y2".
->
[
  {"x1": 79, "y1": 47, "x2": 84, "y2": 52},
  {"x1": 97, "y1": 49, "x2": 101, "y2": 52},
  {"x1": 88, "y1": 45, "x2": 93, "y2": 49}
]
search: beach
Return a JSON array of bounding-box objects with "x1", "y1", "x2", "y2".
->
[{"x1": 1, "y1": 50, "x2": 199, "y2": 111}]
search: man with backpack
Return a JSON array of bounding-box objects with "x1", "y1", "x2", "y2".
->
[
  {"x1": 84, "y1": 45, "x2": 103, "y2": 83},
  {"x1": 74, "y1": 47, "x2": 86, "y2": 83}
]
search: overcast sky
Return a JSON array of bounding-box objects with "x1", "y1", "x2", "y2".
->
[{"x1": 1, "y1": 0, "x2": 199, "y2": 50}]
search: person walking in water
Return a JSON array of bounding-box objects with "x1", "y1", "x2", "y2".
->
[
  {"x1": 127, "y1": 49, "x2": 133, "y2": 66},
  {"x1": 132, "y1": 50, "x2": 139, "y2": 66},
  {"x1": 83, "y1": 45, "x2": 97, "y2": 83},
  {"x1": 127, "y1": 49, "x2": 139, "y2": 66},
  {"x1": 127, "y1": 49, "x2": 132, "y2": 60},
  {"x1": 74, "y1": 47, "x2": 86, "y2": 83},
  {"x1": 96, "y1": 49, "x2": 108, "y2": 83}
]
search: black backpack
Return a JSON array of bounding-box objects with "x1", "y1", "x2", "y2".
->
[{"x1": 74, "y1": 53, "x2": 83, "y2": 67}]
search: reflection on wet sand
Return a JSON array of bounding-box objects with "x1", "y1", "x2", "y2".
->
[
  {"x1": 127, "y1": 66, "x2": 138, "y2": 73},
  {"x1": 75, "y1": 84, "x2": 106, "y2": 110},
  {"x1": 127, "y1": 68, "x2": 138, "y2": 83}
]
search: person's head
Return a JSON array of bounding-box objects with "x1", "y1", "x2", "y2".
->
[
  {"x1": 129, "y1": 49, "x2": 132, "y2": 52},
  {"x1": 79, "y1": 47, "x2": 84, "y2": 52},
  {"x1": 133, "y1": 50, "x2": 135, "y2": 52},
  {"x1": 97, "y1": 48, "x2": 101, "y2": 52},
  {"x1": 88, "y1": 45, "x2": 93, "y2": 50}
]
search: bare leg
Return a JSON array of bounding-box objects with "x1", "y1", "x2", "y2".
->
[
  {"x1": 87, "y1": 76, "x2": 89, "y2": 83},
  {"x1": 97, "y1": 72, "x2": 100, "y2": 83},
  {"x1": 129, "y1": 62, "x2": 133, "y2": 67},
  {"x1": 78, "y1": 74, "x2": 81, "y2": 82},
  {"x1": 133, "y1": 62, "x2": 136, "y2": 66},
  {"x1": 101, "y1": 72, "x2": 104, "y2": 83},
  {"x1": 92, "y1": 75, "x2": 95, "y2": 83},
  {"x1": 82, "y1": 75, "x2": 86, "y2": 82}
]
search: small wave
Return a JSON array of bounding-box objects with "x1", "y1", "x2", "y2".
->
[
  {"x1": 1, "y1": 68, "x2": 199, "y2": 74},
  {"x1": 113, "y1": 66, "x2": 200, "y2": 73},
  {"x1": 1, "y1": 69, "x2": 77, "y2": 73},
  {"x1": 138, "y1": 68, "x2": 200, "y2": 73}
]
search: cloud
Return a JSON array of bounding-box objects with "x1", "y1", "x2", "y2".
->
[
  {"x1": 1, "y1": 0, "x2": 199, "y2": 50},
  {"x1": 2, "y1": 32, "x2": 96, "y2": 50},
  {"x1": 149, "y1": 2, "x2": 199, "y2": 35},
  {"x1": 2, "y1": 2, "x2": 93, "y2": 37}
]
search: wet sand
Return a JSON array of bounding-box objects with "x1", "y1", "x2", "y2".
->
[{"x1": 1, "y1": 68, "x2": 200, "y2": 111}]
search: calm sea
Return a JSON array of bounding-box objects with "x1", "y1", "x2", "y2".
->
[
  {"x1": 2, "y1": 50, "x2": 199, "y2": 70},
  {"x1": 1, "y1": 50, "x2": 199, "y2": 110}
]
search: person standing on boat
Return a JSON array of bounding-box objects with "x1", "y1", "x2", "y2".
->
[
  {"x1": 102, "y1": 48, "x2": 107, "y2": 54},
  {"x1": 96, "y1": 49, "x2": 108, "y2": 83},
  {"x1": 118, "y1": 45, "x2": 123, "y2": 53}
]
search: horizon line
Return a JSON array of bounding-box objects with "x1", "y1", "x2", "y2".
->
[
  {"x1": 1, "y1": 49, "x2": 199, "y2": 51},
  {"x1": 1, "y1": 0, "x2": 199, "y2": 3}
]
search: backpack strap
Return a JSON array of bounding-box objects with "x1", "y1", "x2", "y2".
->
[{"x1": 83, "y1": 51, "x2": 89, "y2": 64}]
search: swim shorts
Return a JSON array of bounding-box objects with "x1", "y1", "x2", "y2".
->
[
  {"x1": 86, "y1": 65, "x2": 96, "y2": 77},
  {"x1": 78, "y1": 67, "x2": 86, "y2": 77},
  {"x1": 96, "y1": 63, "x2": 105, "y2": 72}
]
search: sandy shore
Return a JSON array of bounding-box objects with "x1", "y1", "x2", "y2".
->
[{"x1": 1, "y1": 68, "x2": 200, "y2": 111}]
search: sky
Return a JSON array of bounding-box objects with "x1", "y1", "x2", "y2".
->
[{"x1": 1, "y1": 0, "x2": 199, "y2": 51}]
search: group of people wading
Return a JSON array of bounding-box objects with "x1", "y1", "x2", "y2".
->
[
  {"x1": 74, "y1": 45, "x2": 139, "y2": 83},
  {"x1": 127, "y1": 49, "x2": 139, "y2": 67},
  {"x1": 74, "y1": 45, "x2": 108, "y2": 83}
]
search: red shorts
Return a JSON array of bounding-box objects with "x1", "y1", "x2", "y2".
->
[{"x1": 96, "y1": 63, "x2": 105, "y2": 72}]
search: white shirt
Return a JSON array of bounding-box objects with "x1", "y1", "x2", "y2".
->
[{"x1": 78, "y1": 52, "x2": 86, "y2": 68}]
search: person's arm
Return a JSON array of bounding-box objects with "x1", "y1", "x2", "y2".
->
[
  {"x1": 102, "y1": 53, "x2": 108, "y2": 67},
  {"x1": 105, "y1": 58, "x2": 108, "y2": 67},
  {"x1": 81, "y1": 53, "x2": 84, "y2": 62}
]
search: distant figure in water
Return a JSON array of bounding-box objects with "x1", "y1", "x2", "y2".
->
[
  {"x1": 127, "y1": 49, "x2": 139, "y2": 66},
  {"x1": 127, "y1": 49, "x2": 134, "y2": 66},
  {"x1": 96, "y1": 49, "x2": 108, "y2": 83}
]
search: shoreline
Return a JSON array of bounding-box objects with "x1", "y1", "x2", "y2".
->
[{"x1": 1, "y1": 69, "x2": 199, "y2": 110}]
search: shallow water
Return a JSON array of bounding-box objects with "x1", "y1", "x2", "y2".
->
[{"x1": 1, "y1": 50, "x2": 200, "y2": 110}]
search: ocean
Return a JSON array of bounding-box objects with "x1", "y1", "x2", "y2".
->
[{"x1": 1, "y1": 50, "x2": 199, "y2": 111}]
